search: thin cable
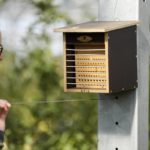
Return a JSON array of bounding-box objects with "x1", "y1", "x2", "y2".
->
[
  {"x1": 97, "y1": 0, "x2": 100, "y2": 21},
  {"x1": 11, "y1": 99, "x2": 99, "y2": 106},
  {"x1": 114, "y1": 0, "x2": 119, "y2": 20}
]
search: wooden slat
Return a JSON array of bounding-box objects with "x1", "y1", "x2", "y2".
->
[
  {"x1": 63, "y1": 34, "x2": 67, "y2": 92},
  {"x1": 67, "y1": 83, "x2": 106, "y2": 85},
  {"x1": 105, "y1": 33, "x2": 109, "y2": 93},
  {"x1": 67, "y1": 83, "x2": 106, "y2": 90},
  {"x1": 66, "y1": 49, "x2": 105, "y2": 51},
  {"x1": 67, "y1": 71, "x2": 106, "y2": 74},
  {"x1": 66, "y1": 88, "x2": 108, "y2": 93},
  {"x1": 54, "y1": 21, "x2": 139, "y2": 33},
  {"x1": 75, "y1": 54, "x2": 105, "y2": 60},
  {"x1": 67, "y1": 60, "x2": 105, "y2": 62},
  {"x1": 75, "y1": 73, "x2": 106, "y2": 78},
  {"x1": 67, "y1": 66, "x2": 106, "y2": 68},
  {"x1": 75, "y1": 61, "x2": 105, "y2": 66},
  {"x1": 66, "y1": 54, "x2": 104, "y2": 56},
  {"x1": 67, "y1": 76, "x2": 106, "y2": 79}
]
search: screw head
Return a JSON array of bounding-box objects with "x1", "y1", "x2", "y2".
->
[{"x1": 122, "y1": 88, "x2": 125, "y2": 91}]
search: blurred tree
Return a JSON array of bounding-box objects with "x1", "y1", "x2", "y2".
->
[
  {"x1": 0, "y1": 50, "x2": 97, "y2": 150},
  {"x1": 0, "y1": 0, "x2": 97, "y2": 150}
]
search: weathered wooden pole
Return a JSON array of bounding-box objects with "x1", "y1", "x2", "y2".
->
[{"x1": 98, "y1": 0, "x2": 149, "y2": 150}]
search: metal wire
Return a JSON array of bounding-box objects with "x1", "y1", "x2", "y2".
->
[{"x1": 11, "y1": 99, "x2": 99, "y2": 106}]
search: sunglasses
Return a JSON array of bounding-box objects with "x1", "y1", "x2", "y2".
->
[{"x1": 0, "y1": 44, "x2": 3, "y2": 55}]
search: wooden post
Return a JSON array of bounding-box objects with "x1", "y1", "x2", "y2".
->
[{"x1": 98, "y1": 0, "x2": 149, "y2": 150}]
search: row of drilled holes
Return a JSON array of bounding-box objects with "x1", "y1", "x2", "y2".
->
[
  {"x1": 75, "y1": 62, "x2": 105, "y2": 66},
  {"x1": 75, "y1": 59, "x2": 105, "y2": 61},
  {"x1": 76, "y1": 71, "x2": 106, "y2": 73},
  {"x1": 76, "y1": 66, "x2": 105, "y2": 68},
  {"x1": 75, "y1": 55, "x2": 105, "y2": 60},
  {"x1": 77, "y1": 74, "x2": 106, "y2": 78},
  {"x1": 76, "y1": 84, "x2": 106, "y2": 88},
  {"x1": 76, "y1": 58, "x2": 105, "y2": 61},
  {"x1": 76, "y1": 68, "x2": 106, "y2": 72},
  {"x1": 77, "y1": 79, "x2": 107, "y2": 82}
]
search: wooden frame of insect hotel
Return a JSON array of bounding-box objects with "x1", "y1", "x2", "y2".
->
[{"x1": 54, "y1": 21, "x2": 138, "y2": 93}]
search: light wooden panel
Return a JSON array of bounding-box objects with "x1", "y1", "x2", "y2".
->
[
  {"x1": 105, "y1": 33, "x2": 109, "y2": 93},
  {"x1": 63, "y1": 34, "x2": 67, "y2": 92},
  {"x1": 54, "y1": 21, "x2": 139, "y2": 33}
]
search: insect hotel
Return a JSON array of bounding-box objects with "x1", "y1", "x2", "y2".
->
[{"x1": 55, "y1": 21, "x2": 138, "y2": 93}]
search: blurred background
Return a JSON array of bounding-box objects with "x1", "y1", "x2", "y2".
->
[{"x1": 0, "y1": 0, "x2": 99, "y2": 149}]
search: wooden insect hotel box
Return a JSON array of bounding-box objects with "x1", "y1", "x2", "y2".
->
[{"x1": 54, "y1": 21, "x2": 138, "y2": 93}]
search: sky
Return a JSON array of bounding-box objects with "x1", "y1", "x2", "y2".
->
[{"x1": 0, "y1": 0, "x2": 98, "y2": 56}]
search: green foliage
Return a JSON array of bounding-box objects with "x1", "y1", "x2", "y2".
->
[
  {"x1": 0, "y1": 0, "x2": 97, "y2": 149},
  {"x1": 0, "y1": 50, "x2": 97, "y2": 150},
  {"x1": 31, "y1": 0, "x2": 68, "y2": 23},
  {"x1": 26, "y1": 0, "x2": 72, "y2": 46}
]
